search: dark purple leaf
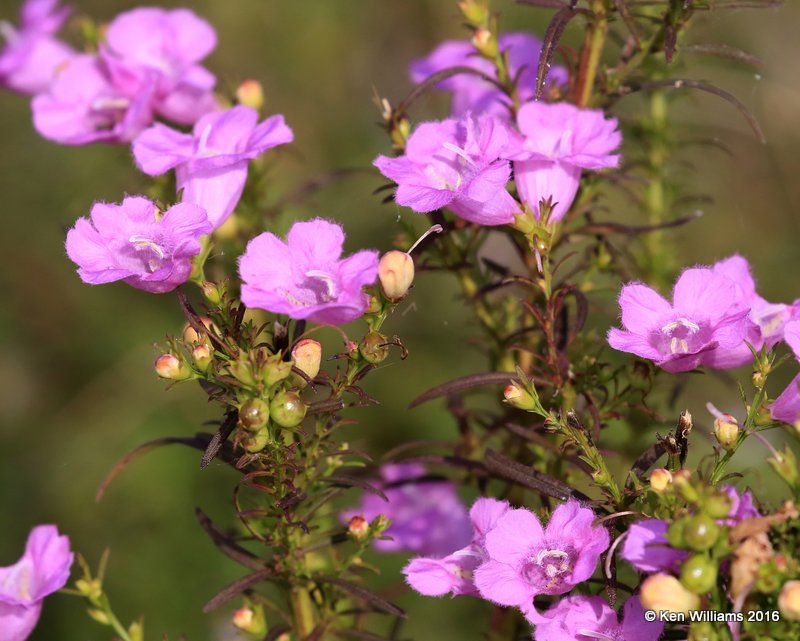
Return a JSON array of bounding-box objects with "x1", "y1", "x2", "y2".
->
[
  {"x1": 410, "y1": 372, "x2": 538, "y2": 408},
  {"x1": 195, "y1": 508, "x2": 264, "y2": 571},
  {"x1": 681, "y1": 43, "x2": 762, "y2": 67},
  {"x1": 317, "y1": 576, "x2": 406, "y2": 618},
  {"x1": 201, "y1": 410, "x2": 239, "y2": 470},
  {"x1": 535, "y1": 5, "x2": 581, "y2": 99},
  {"x1": 202, "y1": 567, "x2": 274, "y2": 613},
  {"x1": 321, "y1": 476, "x2": 388, "y2": 501},
  {"x1": 484, "y1": 450, "x2": 589, "y2": 501}
]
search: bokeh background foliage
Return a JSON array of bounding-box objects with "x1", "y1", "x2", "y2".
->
[{"x1": 0, "y1": 0, "x2": 798, "y2": 639}]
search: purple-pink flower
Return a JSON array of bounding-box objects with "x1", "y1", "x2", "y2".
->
[
  {"x1": 32, "y1": 54, "x2": 156, "y2": 145},
  {"x1": 403, "y1": 497, "x2": 509, "y2": 598},
  {"x1": 99, "y1": 7, "x2": 218, "y2": 125},
  {"x1": 526, "y1": 595, "x2": 663, "y2": 641},
  {"x1": 409, "y1": 33, "x2": 568, "y2": 119},
  {"x1": 133, "y1": 105, "x2": 293, "y2": 227},
  {"x1": 0, "y1": 525, "x2": 73, "y2": 641},
  {"x1": 473, "y1": 499, "x2": 609, "y2": 608},
  {"x1": 65, "y1": 196, "x2": 212, "y2": 293},
  {"x1": 507, "y1": 101, "x2": 621, "y2": 222},
  {"x1": 341, "y1": 464, "x2": 472, "y2": 557},
  {"x1": 772, "y1": 321, "x2": 800, "y2": 425},
  {"x1": 0, "y1": 0, "x2": 74, "y2": 94},
  {"x1": 239, "y1": 218, "x2": 378, "y2": 326},
  {"x1": 607, "y1": 266, "x2": 750, "y2": 373},
  {"x1": 373, "y1": 114, "x2": 520, "y2": 226},
  {"x1": 620, "y1": 519, "x2": 688, "y2": 574}
]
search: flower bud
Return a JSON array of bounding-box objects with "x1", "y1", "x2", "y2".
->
[
  {"x1": 705, "y1": 491, "x2": 733, "y2": 519},
  {"x1": 503, "y1": 382, "x2": 538, "y2": 411},
  {"x1": 769, "y1": 445, "x2": 799, "y2": 487},
  {"x1": 649, "y1": 468, "x2": 673, "y2": 492},
  {"x1": 264, "y1": 353, "x2": 294, "y2": 387},
  {"x1": 471, "y1": 27, "x2": 497, "y2": 57},
  {"x1": 155, "y1": 354, "x2": 191, "y2": 380},
  {"x1": 348, "y1": 515, "x2": 369, "y2": 540},
  {"x1": 233, "y1": 603, "x2": 267, "y2": 635},
  {"x1": 200, "y1": 280, "x2": 223, "y2": 305},
  {"x1": 378, "y1": 250, "x2": 414, "y2": 301},
  {"x1": 292, "y1": 339, "x2": 322, "y2": 381},
  {"x1": 458, "y1": 0, "x2": 489, "y2": 25},
  {"x1": 640, "y1": 573, "x2": 700, "y2": 615},
  {"x1": 241, "y1": 426, "x2": 270, "y2": 453},
  {"x1": 240, "y1": 398, "x2": 270, "y2": 430},
  {"x1": 713, "y1": 414, "x2": 739, "y2": 449},
  {"x1": 182, "y1": 316, "x2": 215, "y2": 343},
  {"x1": 778, "y1": 580, "x2": 800, "y2": 621},
  {"x1": 128, "y1": 621, "x2": 144, "y2": 641},
  {"x1": 270, "y1": 390, "x2": 307, "y2": 428},
  {"x1": 192, "y1": 344, "x2": 212, "y2": 371},
  {"x1": 360, "y1": 332, "x2": 389, "y2": 364},
  {"x1": 666, "y1": 519, "x2": 687, "y2": 548},
  {"x1": 75, "y1": 577, "x2": 103, "y2": 602},
  {"x1": 236, "y1": 79, "x2": 265, "y2": 111},
  {"x1": 87, "y1": 608, "x2": 111, "y2": 625},
  {"x1": 683, "y1": 514, "x2": 720, "y2": 551},
  {"x1": 673, "y1": 469, "x2": 700, "y2": 503},
  {"x1": 680, "y1": 554, "x2": 718, "y2": 594}
]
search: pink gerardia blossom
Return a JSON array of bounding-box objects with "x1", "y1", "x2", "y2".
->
[
  {"x1": 607, "y1": 267, "x2": 750, "y2": 373},
  {"x1": 341, "y1": 464, "x2": 472, "y2": 557},
  {"x1": 709, "y1": 255, "x2": 793, "y2": 368},
  {"x1": 133, "y1": 105, "x2": 293, "y2": 227},
  {"x1": 66, "y1": 196, "x2": 212, "y2": 293},
  {"x1": 772, "y1": 321, "x2": 800, "y2": 425},
  {"x1": 0, "y1": 0, "x2": 74, "y2": 94},
  {"x1": 620, "y1": 519, "x2": 688, "y2": 574},
  {"x1": 32, "y1": 54, "x2": 155, "y2": 145},
  {"x1": 239, "y1": 218, "x2": 378, "y2": 326},
  {"x1": 403, "y1": 497, "x2": 510, "y2": 598},
  {"x1": 0, "y1": 525, "x2": 73, "y2": 641},
  {"x1": 373, "y1": 114, "x2": 520, "y2": 226},
  {"x1": 526, "y1": 595, "x2": 663, "y2": 641},
  {"x1": 473, "y1": 499, "x2": 609, "y2": 609},
  {"x1": 409, "y1": 33, "x2": 568, "y2": 119},
  {"x1": 100, "y1": 7, "x2": 218, "y2": 124},
  {"x1": 506, "y1": 101, "x2": 621, "y2": 223}
]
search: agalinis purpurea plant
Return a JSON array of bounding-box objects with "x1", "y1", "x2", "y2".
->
[{"x1": 2, "y1": 1, "x2": 799, "y2": 640}]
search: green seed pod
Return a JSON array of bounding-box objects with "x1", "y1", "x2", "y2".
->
[
  {"x1": 241, "y1": 426, "x2": 270, "y2": 453},
  {"x1": 666, "y1": 519, "x2": 687, "y2": 548},
  {"x1": 683, "y1": 514, "x2": 720, "y2": 551},
  {"x1": 704, "y1": 491, "x2": 733, "y2": 519},
  {"x1": 688, "y1": 622, "x2": 719, "y2": 641},
  {"x1": 680, "y1": 554, "x2": 718, "y2": 594},
  {"x1": 239, "y1": 398, "x2": 270, "y2": 430},
  {"x1": 359, "y1": 332, "x2": 389, "y2": 364},
  {"x1": 270, "y1": 390, "x2": 307, "y2": 428}
]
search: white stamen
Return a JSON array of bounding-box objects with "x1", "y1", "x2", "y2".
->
[
  {"x1": 441, "y1": 141, "x2": 476, "y2": 166},
  {"x1": 577, "y1": 630, "x2": 615, "y2": 641},
  {"x1": 197, "y1": 123, "x2": 214, "y2": 156},
  {"x1": 91, "y1": 97, "x2": 130, "y2": 111},
  {"x1": 661, "y1": 318, "x2": 700, "y2": 333},
  {"x1": 305, "y1": 270, "x2": 337, "y2": 302},
  {"x1": 407, "y1": 224, "x2": 444, "y2": 255}
]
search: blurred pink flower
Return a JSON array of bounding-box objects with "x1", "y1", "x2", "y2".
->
[
  {"x1": 0, "y1": 525, "x2": 73, "y2": 641},
  {"x1": 0, "y1": 0, "x2": 74, "y2": 94},
  {"x1": 772, "y1": 321, "x2": 800, "y2": 424}
]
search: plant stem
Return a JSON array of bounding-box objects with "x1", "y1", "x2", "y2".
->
[
  {"x1": 291, "y1": 584, "x2": 317, "y2": 639},
  {"x1": 575, "y1": 0, "x2": 609, "y2": 107}
]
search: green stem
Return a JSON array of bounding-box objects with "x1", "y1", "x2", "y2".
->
[
  {"x1": 575, "y1": 1, "x2": 608, "y2": 107},
  {"x1": 290, "y1": 584, "x2": 317, "y2": 639},
  {"x1": 709, "y1": 386, "x2": 768, "y2": 485}
]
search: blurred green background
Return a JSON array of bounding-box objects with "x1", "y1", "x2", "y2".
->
[{"x1": 0, "y1": 1, "x2": 798, "y2": 639}]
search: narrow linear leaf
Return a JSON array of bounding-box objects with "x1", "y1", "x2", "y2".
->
[
  {"x1": 484, "y1": 450, "x2": 589, "y2": 501},
  {"x1": 264, "y1": 625, "x2": 292, "y2": 641},
  {"x1": 681, "y1": 43, "x2": 762, "y2": 67},
  {"x1": 177, "y1": 289, "x2": 232, "y2": 357},
  {"x1": 334, "y1": 630, "x2": 396, "y2": 641},
  {"x1": 317, "y1": 576, "x2": 406, "y2": 618},
  {"x1": 410, "y1": 371, "x2": 540, "y2": 409},
  {"x1": 321, "y1": 476, "x2": 388, "y2": 501},
  {"x1": 628, "y1": 442, "x2": 667, "y2": 485},
  {"x1": 573, "y1": 210, "x2": 703, "y2": 236},
  {"x1": 613, "y1": 0, "x2": 641, "y2": 48},
  {"x1": 536, "y1": 5, "x2": 580, "y2": 99},
  {"x1": 202, "y1": 567, "x2": 274, "y2": 613},
  {"x1": 623, "y1": 79, "x2": 765, "y2": 143},
  {"x1": 514, "y1": 0, "x2": 570, "y2": 6},
  {"x1": 195, "y1": 508, "x2": 265, "y2": 571},
  {"x1": 201, "y1": 410, "x2": 239, "y2": 470},
  {"x1": 394, "y1": 66, "x2": 503, "y2": 120}
]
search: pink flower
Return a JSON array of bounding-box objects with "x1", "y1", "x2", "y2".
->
[
  {"x1": 409, "y1": 33, "x2": 568, "y2": 119},
  {"x1": 0, "y1": 525, "x2": 73, "y2": 641},
  {"x1": 374, "y1": 114, "x2": 520, "y2": 226},
  {"x1": 403, "y1": 497, "x2": 510, "y2": 598},
  {"x1": 66, "y1": 196, "x2": 212, "y2": 293},
  {"x1": 772, "y1": 321, "x2": 800, "y2": 425},
  {"x1": 507, "y1": 101, "x2": 621, "y2": 222},
  {"x1": 100, "y1": 7, "x2": 218, "y2": 124},
  {"x1": 620, "y1": 519, "x2": 688, "y2": 574},
  {"x1": 32, "y1": 54, "x2": 155, "y2": 145},
  {"x1": 607, "y1": 267, "x2": 750, "y2": 373},
  {"x1": 0, "y1": 0, "x2": 74, "y2": 94},
  {"x1": 710, "y1": 255, "x2": 793, "y2": 367},
  {"x1": 527, "y1": 595, "x2": 663, "y2": 641},
  {"x1": 133, "y1": 105, "x2": 293, "y2": 227},
  {"x1": 239, "y1": 218, "x2": 378, "y2": 325},
  {"x1": 341, "y1": 464, "x2": 472, "y2": 557},
  {"x1": 473, "y1": 499, "x2": 609, "y2": 608}
]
